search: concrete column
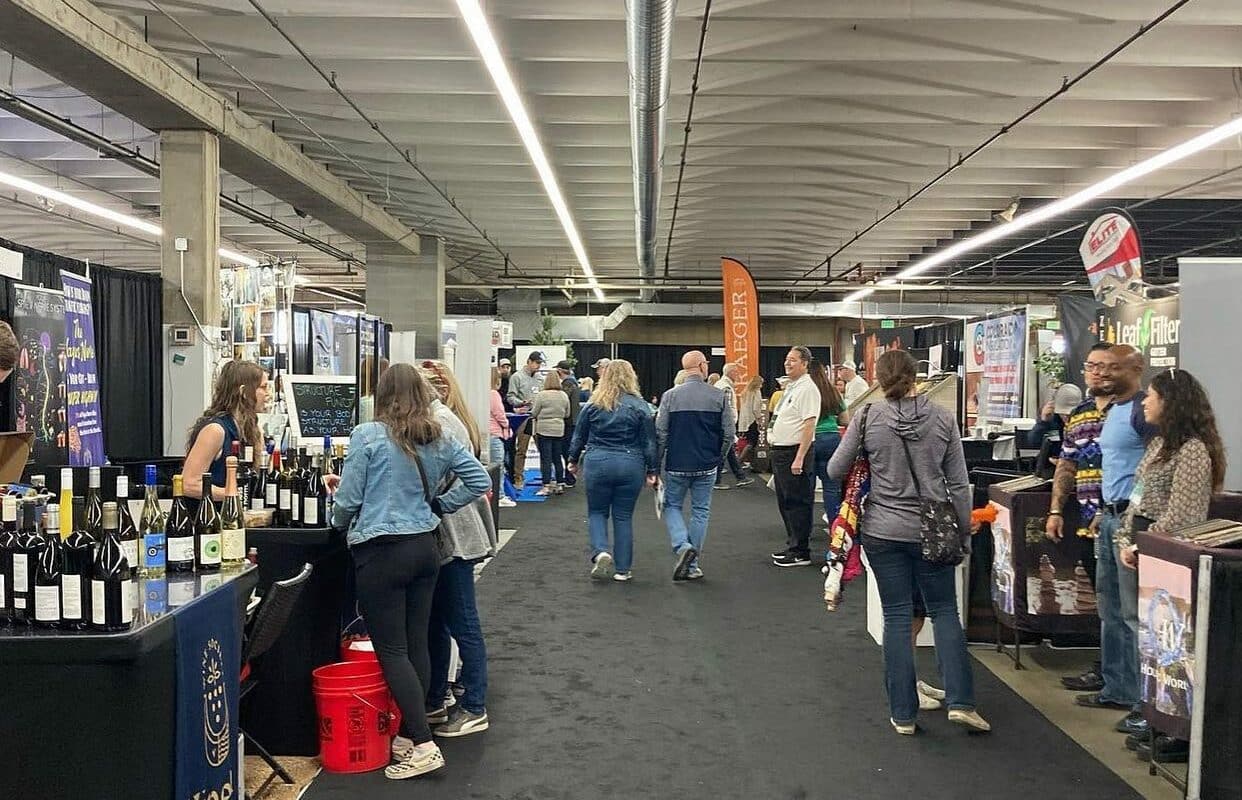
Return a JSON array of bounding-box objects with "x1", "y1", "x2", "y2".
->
[
  {"x1": 160, "y1": 129, "x2": 220, "y2": 455},
  {"x1": 366, "y1": 235, "x2": 442, "y2": 359}
]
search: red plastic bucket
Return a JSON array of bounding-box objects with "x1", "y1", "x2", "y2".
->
[
  {"x1": 340, "y1": 636, "x2": 378, "y2": 663},
  {"x1": 312, "y1": 662, "x2": 396, "y2": 773}
]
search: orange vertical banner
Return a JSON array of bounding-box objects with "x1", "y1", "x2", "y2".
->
[{"x1": 721, "y1": 257, "x2": 760, "y2": 382}]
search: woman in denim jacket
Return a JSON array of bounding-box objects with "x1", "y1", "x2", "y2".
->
[
  {"x1": 567, "y1": 359, "x2": 658, "y2": 582},
  {"x1": 331, "y1": 363, "x2": 490, "y2": 780}
]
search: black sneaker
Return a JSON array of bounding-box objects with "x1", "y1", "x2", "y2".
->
[
  {"x1": 735, "y1": 477, "x2": 755, "y2": 487},
  {"x1": 773, "y1": 553, "x2": 812, "y2": 568},
  {"x1": 713, "y1": 482, "x2": 731, "y2": 491},
  {"x1": 771, "y1": 549, "x2": 791, "y2": 560},
  {"x1": 673, "y1": 545, "x2": 697, "y2": 582},
  {"x1": 1061, "y1": 668, "x2": 1104, "y2": 692}
]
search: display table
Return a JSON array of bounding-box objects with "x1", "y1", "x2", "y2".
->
[
  {"x1": 0, "y1": 565, "x2": 258, "y2": 800},
  {"x1": 243, "y1": 525, "x2": 352, "y2": 756},
  {"x1": 862, "y1": 548, "x2": 967, "y2": 647},
  {"x1": 988, "y1": 482, "x2": 1099, "y2": 665}
]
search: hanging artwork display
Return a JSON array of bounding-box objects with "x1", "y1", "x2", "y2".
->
[{"x1": 12, "y1": 284, "x2": 67, "y2": 466}]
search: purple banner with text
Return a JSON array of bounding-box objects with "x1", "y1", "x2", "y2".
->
[{"x1": 60, "y1": 271, "x2": 104, "y2": 465}]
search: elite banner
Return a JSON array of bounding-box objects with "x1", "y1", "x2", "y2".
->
[
  {"x1": 59, "y1": 271, "x2": 105, "y2": 466},
  {"x1": 1079, "y1": 209, "x2": 1146, "y2": 305},
  {"x1": 721, "y1": 257, "x2": 760, "y2": 382}
]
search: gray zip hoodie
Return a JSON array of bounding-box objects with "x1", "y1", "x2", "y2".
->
[{"x1": 827, "y1": 395, "x2": 972, "y2": 550}]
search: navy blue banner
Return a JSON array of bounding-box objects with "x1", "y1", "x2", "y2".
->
[{"x1": 174, "y1": 581, "x2": 242, "y2": 800}]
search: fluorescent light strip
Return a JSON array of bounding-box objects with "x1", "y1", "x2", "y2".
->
[
  {"x1": 454, "y1": 0, "x2": 605, "y2": 302},
  {"x1": 843, "y1": 287, "x2": 875, "y2": 303},
  {"x1": 891, "y1": 114, "x2": 1242, "y2": 282},
  {"x1": 0, "y1": 169, "x2": 263, "y2": 267}
]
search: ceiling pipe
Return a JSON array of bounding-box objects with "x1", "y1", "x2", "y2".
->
[{"x1": 627, "y1": 0, "x2": 677, "y2": 302}]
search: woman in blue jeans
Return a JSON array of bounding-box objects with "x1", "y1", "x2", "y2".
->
[
  {"x1": 808, "y1": 359, "x2": 845, "y2": 522},
  {"x1": 828, "y1": 350, "x2": 990, "y2": 735},
  {"x1": 567, "y1": 359, "x2": 658, "y2": 582}
]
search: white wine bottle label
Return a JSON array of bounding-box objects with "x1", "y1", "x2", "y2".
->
[
  {"x1": 61, "y1": 576, "x2": 82, "y2": 620},
  {"x1": 34, "y1": 584, "x2": 60, "y2": 622},
  {"x1": 303, "y1": 498, "x2": 319, "y2": 526},
  {"x1": 266, "y1": 483, "x2": 278, "y2": 507},
  {"x1": 200, "y1": 534, "x2": 222, "y2": 566},
  {"x1": 121, "y1": 539, "x2": 139, "y2": 570},
  {"x1": 292, "y1": 493, "x2": 302, "y2": 519},
  {"x1": 91, "y1": 579, "x2": 106, "y2": 625},
  {"x1": 120, "y1": 579, "x2": 134, "y2": 623},
  {"x1": 252, "y1": 494, "x2": 266, "y2": 512},
  {"x1": 278, "y1": 488, "x2": 291, "y2": 511},
  {"x1": 221, "y1": 528, "x2": 245, "y2": 562},
  {"x1": 168, "y1": 536, "x2": 195, "y2": 564},
  {"x1": 11, "y1": 553, "x2": 28, "y2": 591}
]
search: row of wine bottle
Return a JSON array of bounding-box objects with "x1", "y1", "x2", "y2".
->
[{"x1": 244, "y1": 435, "x2": 339, "y2": 529}]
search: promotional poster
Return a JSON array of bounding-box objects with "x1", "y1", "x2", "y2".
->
[
  {"x1": 721, "y1": 257, "x2": 760, "y2": 382},
  {"x1": 1138, "y1": 554, "x2": 1194, "y2": 724},
  {"x1": 981, "y1": 310, "x2": 1027, "y2": 420},
  {"x1": 12, "y1": 284, "x2": 67, "y2": 466},
  {"x1": 1098, "y1": 296, "x2": 1180, "y2": 383},
  {"x1": 991, "y1": 504, "x2": 1016, "y2": 616},
  {"x1": 59, "y1": 271, "x2": 105, "y2": 466},
  {"x1": 1079, "y1": 209, "x2": 1146, "y2": 305}
]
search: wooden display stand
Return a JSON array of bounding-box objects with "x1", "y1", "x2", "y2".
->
[{"x1": 850, "y1": 372, "x2": 960, "y2": 420}]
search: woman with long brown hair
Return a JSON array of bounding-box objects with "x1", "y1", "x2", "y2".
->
[
  {"x1": 808, "y1": 359, "x2": 847, "y2": 521},
  {"x1": 331, "y1": 363, "x2": 491, "y2": 779},
  {"x1": 737, "y1": 375, "x2": 765, "y2": 465},
  {"x1": 183, "y1": 360, "x2": 270, "y2": 500}
]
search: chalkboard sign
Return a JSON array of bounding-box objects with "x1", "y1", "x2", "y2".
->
[{"x1": 285, "y1": 375, "x2": 357, "y2": 442}]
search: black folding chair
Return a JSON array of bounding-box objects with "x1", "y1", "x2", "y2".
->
[{"x1": 240, "y1": 563, "x2": 313, "y2": 800}]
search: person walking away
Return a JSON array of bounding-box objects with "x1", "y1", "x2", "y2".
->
[
  {"x1": 808, "y1": 359, "x2": 847, "y2": 524},
  {"x1": 657, "y1": 351, "x2": 734, "y2": 582},
  {"x1": 331, "y1": 364, "x2": 490, "y2": 779},
  {"x1": 737, "y1": 375, "x2": 765, "y2": 467},
  {"x1": 769, "y1": 347, "x2": 822, "y2": 567},
  {"x1": 827, "y1": 350, "x2": 988, "y2": 735},
  {"x1": 556, "y1": 360, "x2": 582, "y2": 487},
  {"x1": 1071, "y1": 345, "x2": 1157, "y2": 734},
  {"x1": 1046, "y1": 342, "x2": 1114, "y2": 693},
  {"x1": 506, "y1": 352, "x2": 546, "y2": 489},
  {"x1": 1115, "y1": 367, "x2": 1224, "y2": 761},
  {"x1": 530, "y1": 371, "x2": 571, "y2": 495},
  {"x1": 418, "y1": 361, "x2": 495, "y2": 739},
  {"x1": 713, "y1": 363, "x2": 753, "y2": 490},
  {"x1": 839, "y1": 363, "x2": 871, "y2": 407},
  {"x1": 567, "y1": 359, "x2": 657, "y2": 582}
]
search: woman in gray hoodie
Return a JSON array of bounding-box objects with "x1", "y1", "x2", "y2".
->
[{"x1": 828, "y1": 350, "x2": 989, "y2": 736}]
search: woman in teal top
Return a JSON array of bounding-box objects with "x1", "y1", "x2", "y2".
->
[{"x1": 809, "y1": 360, "x2": 847, "y2": 521}]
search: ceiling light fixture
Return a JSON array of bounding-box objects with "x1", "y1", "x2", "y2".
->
[
  {"x1": 453, "y1": 0, "x2": 605, "y2": 303},
  {"x1": 843, "y1": 287, "x2": 874, "y2": 303},
  {"x1": 0, "y1": 169, "x2": 264, "y2": 267},
  {"x1": 879, "y1": 115, "x2": 1242, "y2": 284}
]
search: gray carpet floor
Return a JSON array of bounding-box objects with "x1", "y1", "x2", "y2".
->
[{"x1": 306, "y1": 481, "x2": 1140, "y2": 799}]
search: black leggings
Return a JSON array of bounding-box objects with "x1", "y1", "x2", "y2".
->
[{"x1": 353, "y1": 533, "x2": 441, "y2": 743}]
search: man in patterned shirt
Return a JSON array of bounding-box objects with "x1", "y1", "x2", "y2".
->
[{"x1": 1046, "y1": 342, "x2": 1113, "y2": 692}]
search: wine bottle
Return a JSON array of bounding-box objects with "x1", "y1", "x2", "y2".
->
[
  {"x1": 276, "y1": 450, "x2": 293, "y2": 527},
  {"x1": 289, "y1": 444, "x2": 303, "y2": 528},
  {"x1": 84, "y1": 466, "x2": 103, "y2": 540},
  {"x1": 166, "y1": 475, "x2": 195, "y2": 574},
  {"x1": 115, "y1": 475, "x2": 140, "y2": 573},
  {"x1": 90, "y1": 502, "x2": 133, "y2": 632},
  {"x1": 221, "y1": 457, "x2": 247, "y2": 568},
  {"x1": 195, "y1": 474, "x2": 222, "y2": 572},
  {"x1": 238, "y1": 444, "x2": 256, "y2": 510},
  {"x1": 0, "y1": 495, "x2": 18, "y2": 623},
  {"x1": 58, "y1": 467, "x2": 74, "y2": 540},
  {"x1": 251, "y1": 450, "x2": 270, "y2": 512},
  {"x1": 139, "y1": 464, "x2": 166, "y2": 578},
  {"x1": 33, "y1": 504, "x2": 63, "y2": 628},
  {"x1": 303, "y1": 450, "x2": 325, "y2": 528},
  {"x1": 12, "y1": 499, "x2": 41, "y2": 624},
  {"x1": 61, "y1": 497, "x2": 92, "y2": 630},
  {"x1": 264, "y1": 448, "x2": 280, "y2": 511}
]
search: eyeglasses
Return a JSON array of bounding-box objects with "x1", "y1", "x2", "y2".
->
[{"x1": 1082, "y1": 362, "x2": 1107, "y2": 373}]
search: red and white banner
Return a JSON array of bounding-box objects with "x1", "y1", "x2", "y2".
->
[
  {"x1": 1080, "y1": 210, "x2": 1144, "y2": 303},
  {"x1": 721, "y1": 257, "x2": 760, "y2": 382}
]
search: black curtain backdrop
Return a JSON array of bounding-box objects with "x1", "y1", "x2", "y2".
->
[
  {"x1": 0, "y1": 237, "x2": 163, "y2": 460},
  {"x1": 566, "y1": 341, "x2": 610, "y2": 374},
  {"x1": 914, "y1": 321, "x2": 966, "y2": 372},
  {"x1": 615, "y1": 343, "x2": 713, "y2": 401},
  {"x1": 1058, "y1": 294, "x2": 1105, "y2": 389}
]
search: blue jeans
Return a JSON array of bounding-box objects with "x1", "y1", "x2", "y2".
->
[
  {"x1": 813, "y1": 431, "x2": 843, "y2": 522},
  {"x1": 663, "y1": 471, "x2": 715, "y2": 567},
  {"x1": 1095, "y1": 510, "x2": 1139, "y2": 707},
  {"x1": 537, "y1": 433, "x2": 565, "y2": 485},
  {"x1": 489, "y1": 435, "x2": 505, "y2": 467},
  {"x1": 584, "y1": 450, "x2": 646, "y2": 573},
  {"x1": 863, "y1": 534, "x2": 975, "y2": 724},
  {"x1": 427, "y1": 558, "x2": 488, "y2": 714}
]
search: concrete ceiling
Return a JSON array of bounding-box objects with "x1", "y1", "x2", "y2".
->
[{"x1": 1, "y1": 0, "x2": 1241, "y2": 301}]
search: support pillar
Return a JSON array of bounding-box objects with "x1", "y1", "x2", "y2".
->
[
  {"x1": 160, "y1": 129, "x2": 221, "y2": 456},
  {"x1": 366, "y1": 235, "x2": 442, "y2": 359}
]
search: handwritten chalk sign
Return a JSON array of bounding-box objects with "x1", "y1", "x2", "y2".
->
[{"x1": 284, "y1": 375, "x2": 357, "y2": 444}]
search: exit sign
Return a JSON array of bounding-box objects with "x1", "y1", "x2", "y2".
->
[{"x1": 880, "y1": 319, "x2": 896, "y2": 329}]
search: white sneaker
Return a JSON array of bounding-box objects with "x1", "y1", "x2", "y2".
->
[
  {"x1": 948, "y1": 708, "x2": 991, "y2": 733},
  {"x1": 498, "y1": 497, "x2": 517, "y2": 508},
  {"x1": 391, "y1": 735, "x2": 415, "y2": 761},
  {"x1": 591, "y1": 552, "x2": 614, "y2": 580},
  {"x1": 613, "y1": 571, "x2": 633, "y2": 582},
  {"x1": 919, "y1": 693, "x2": 942, "y2": 711},
  {"x1": 891, "y1": 719, "x2": 916, "y2": 735},
  {"x1": 535, "y1": 486, "x2": 553, "y2": 496},
  {"x1": 917, "y1": 681, "x2": 946, "y2": 701},
  {"x1": 384, "y1": 744, "x2": 445, "y2": 779}
]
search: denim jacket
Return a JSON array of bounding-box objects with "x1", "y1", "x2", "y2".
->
[
  {"x1": 567, "y1": 393, "x2": 658, "y2": 474},
  {"x1": 331, "y1": 421, "x2": 491, "y2": 547}
]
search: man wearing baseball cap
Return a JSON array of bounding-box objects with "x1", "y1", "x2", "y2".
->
[
  {"x1": 592, "y1": 357, "x2": 611, "y2": 375},
  {"x1": 507, "y1": 351, "x2": 546, "y2": 488}
]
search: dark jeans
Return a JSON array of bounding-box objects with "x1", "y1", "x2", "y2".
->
[
  {"x1": 771, "y1": 444, "x2": 815, "y2": 556},
  {"x1": 717, "y1": 441, "x2": 745, "y2": 482},
  {"x1": 560, "y1": 430, "x2": 576, "y2": 485},
  {"x1": 353, "y1": 533, "x2": 441, "y2": 744},
  {"x1": 537, "y1": 433, "x2": 566, "y2": 485},
  {"x1": 584, "y1": 450, "x2": 646, "y2": 573},
  {"x1": 863, "y1": 534, "x2": 975, "y2": 724},
  {"x1": 427, "y1": 558, "x2": 488, "y2": 714},
  {"x1": 813, "y1": 431, "x2": 843, "y2": 522}
]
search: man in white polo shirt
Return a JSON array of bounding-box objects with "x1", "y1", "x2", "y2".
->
[{"x1": 769, "y1": 346, "x2": 822, "y2": 567}]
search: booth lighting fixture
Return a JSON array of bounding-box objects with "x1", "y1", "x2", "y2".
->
[
  {"x1": 854, "y1": 113, "x2": 1242, "y2": 291},
  {"x1": 0, "y1": 169, "x2": 262, "y2": 267},
  {"x1": 453, "y1": 0, "x2": 605, "y2": 302}
]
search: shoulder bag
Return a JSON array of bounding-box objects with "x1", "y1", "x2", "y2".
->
[
  {"x1": 408, "y1": 444, "x2": 455, "y2": 566},
  {"x1": 898, "y1": 436, "x2": 966, "y2": 566}
]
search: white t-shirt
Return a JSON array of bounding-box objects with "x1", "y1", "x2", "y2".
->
[
  {"x1": 769, "y1": 374, "x2": 821, "y2": 445},
  {"x1": 844, "y1": 374, "x2": 870, "y2": 406}
]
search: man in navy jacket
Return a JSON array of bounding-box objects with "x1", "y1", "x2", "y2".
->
[{"x1": 656, "y1": 351, "x2": 735, "y2": 581}]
